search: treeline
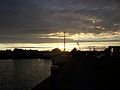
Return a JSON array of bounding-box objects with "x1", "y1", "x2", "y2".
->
[
  {"x1": 0, "y1": 47, "x2": 110, "y2": 60},
  {"x1": 0, "y1": 48, "x2": 51, "y2": 59}
]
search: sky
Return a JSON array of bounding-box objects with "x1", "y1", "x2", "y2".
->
[{"x1": 0, "y1": 0, "x2": 120, "y2": 43}]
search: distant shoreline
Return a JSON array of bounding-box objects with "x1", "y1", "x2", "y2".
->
[{"x1": 0, "y1": 46, "x2": 110, "y2": 60}]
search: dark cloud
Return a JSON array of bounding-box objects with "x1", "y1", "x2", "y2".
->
[{"x1": 0, "y1": 0, "x2": 120, "y2": 42}]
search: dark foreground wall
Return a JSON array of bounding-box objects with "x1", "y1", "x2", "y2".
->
[{"x1": 32, "y1": 56, "x2": 120, "y2": 90}]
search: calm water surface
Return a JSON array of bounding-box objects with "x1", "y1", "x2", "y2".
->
[{"x1": 0, "y1": 59, "x2": 51, "y2": 90}]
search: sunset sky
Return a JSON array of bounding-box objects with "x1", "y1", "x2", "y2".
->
[{"x1": 0, "y1": 0, "x2": 120, "y2": 50}]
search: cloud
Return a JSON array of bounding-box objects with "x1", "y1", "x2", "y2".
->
[
  {"x1": 32, "y1": 31, "x2": 120, "y2": 42},
  {"x1": 0, "y1": 0, "x2": 120, "y2": 43}
]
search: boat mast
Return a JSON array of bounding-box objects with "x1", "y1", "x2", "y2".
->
[{"x1": 64, "y1": 32, "x2": 66, "y2": 51}]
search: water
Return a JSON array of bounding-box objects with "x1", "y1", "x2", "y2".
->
[{"x1": 0, "y1": 59, "x2": 52, "y2": 90}]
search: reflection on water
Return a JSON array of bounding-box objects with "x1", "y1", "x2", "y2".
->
[
  {"x1": 0, "y1": 59, "x2": 51, "y2": 90},
  {"x1": 0, "y1": 60, "x2": 13, "y2": 89}
]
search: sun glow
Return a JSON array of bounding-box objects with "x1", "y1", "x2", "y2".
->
[
  {"x1": 1, "y1": 42, "x2": 120, "y2": 51},
  {"x1": 0, "y1": 43, "x2": 77, "y2": 51}
]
